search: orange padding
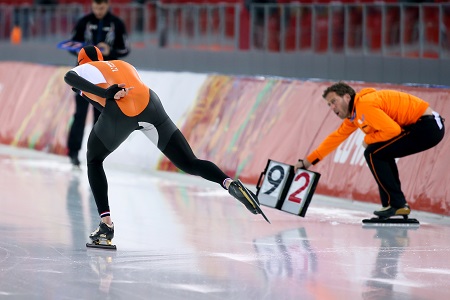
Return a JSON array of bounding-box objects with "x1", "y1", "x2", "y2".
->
[{"x1": 158, "y1": 75, "x2": 450, "y2": 216}]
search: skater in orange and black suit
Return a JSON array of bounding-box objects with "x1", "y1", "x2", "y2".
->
[
  {"x1": 295, "y1": 82, "x2": 445, "y2": 218},
  {"x1": 66, "y1": 0, "x2": 129, "y2": 167},
  {"x1": 64, "y1": 46, "x2": 263, "y2": 243}
]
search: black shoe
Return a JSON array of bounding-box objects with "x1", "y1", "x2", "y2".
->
[
  {"x1": 373, "y1": 204, "x2": 411, "y2": 218},
  {"x1": 228, "y1": 180, "x2": 260, "y2": 214},
  {"x1": 89, "y1": 222, "x2": 114, "y2": 242},
  {"x1": 69, "y1": 154, "x2": 80, "y2": 167}
]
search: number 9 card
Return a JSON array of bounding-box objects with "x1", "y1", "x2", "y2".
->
[{"x1": 257, "y1": 160, "x2": 294, "y2": 209}]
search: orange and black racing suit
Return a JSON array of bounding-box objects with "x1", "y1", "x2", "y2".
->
[
  {"x1": 306, "y1": 88, "x2": 445, "y2": 208},
  {"x1": 64, "y1": 60, "x2": 229, "y2": 217}
]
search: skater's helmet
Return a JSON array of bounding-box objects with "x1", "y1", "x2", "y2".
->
[{"x1": 77, "y1": 45, "x2": 103, "y2": 65}]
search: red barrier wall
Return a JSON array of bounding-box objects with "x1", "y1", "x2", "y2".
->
[
  {"x1": 159, "y1": 76, "x2": 450, "y2": 216},
  {"x1": 1, "y1": 61, "x2": 448, "y2": 216},
  {"x1": 0, "y1": 62, "x2": 73, "y2": 154}
]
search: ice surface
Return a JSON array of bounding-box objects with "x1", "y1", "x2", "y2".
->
[{"x1": 0, "y1": 145, "x2": 449, "y2": 300}]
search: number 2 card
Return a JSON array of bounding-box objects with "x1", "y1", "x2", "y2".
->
[{"x1": 281, "y1": 169, "x2": 321, "y2": 217}]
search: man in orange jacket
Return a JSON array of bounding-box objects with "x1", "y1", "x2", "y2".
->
[
  {"x1": 64, "y1": 46, "x2": 266, "y2": 248},
  {"x1": 296, "y1": 82, "x2": 445, "y2": 219}
]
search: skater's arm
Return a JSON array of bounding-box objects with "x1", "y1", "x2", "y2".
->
[
  {"x1": 64, "y1": 71, "x2": 106, "y2": 98},
  {"x1": 64, "y1": 71, "x2": 128, "y2": 100}
]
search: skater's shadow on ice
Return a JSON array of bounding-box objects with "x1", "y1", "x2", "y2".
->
[{"x1": 66, "y1": 174, "x2": 100, "y2": 248}]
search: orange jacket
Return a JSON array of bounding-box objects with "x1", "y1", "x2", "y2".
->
[{"x1": 307, "y1": 88, "x2": 429, "y2": 165}]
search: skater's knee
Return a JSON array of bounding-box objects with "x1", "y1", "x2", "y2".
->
[
  {"x1": 86, "y1": 150, "x2": 108, "y2": 164},
  {"x1": 176, "y1": 158, "x2": 208, "y2": 176},
  {"x1": 179, "y1": 159, "x2": 198, "y2": 175},
  {"x1": 87, "y1": 157, "x2": 104, "y2": 165}
]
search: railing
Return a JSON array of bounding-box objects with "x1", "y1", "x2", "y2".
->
[
  {"x1": 248, "y1": 3, "x2": 450, "y2": 58},
  {"x1": 1, "y1": 2, "x2": 449, "y2": 59},
  {"x1": 0, "y1": 3, "x2": 84, "y2": 41}
]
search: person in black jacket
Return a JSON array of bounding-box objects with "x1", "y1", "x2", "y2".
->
[{"x1": 66, "y1": 0, "x2": 130, "y2": 167}]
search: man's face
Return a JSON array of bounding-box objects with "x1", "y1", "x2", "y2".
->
[
  {"x1": 92, "y1": 2, "x2": 109, "y2": 20},
  {"x1": 324, "y1": 91, "x2": 351, "y2": 120}
]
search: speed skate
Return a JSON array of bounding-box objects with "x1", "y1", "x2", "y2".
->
[
  {"x1": 86, "y1": 240, "x2": 117, "y2": 250},
  {"x1": 86, "y1": 222, "x2": 117, "y2": 250},
  {"x1": 239, "y1": 180, "x2": 271, "y2": 224},
  {"x1": 362, "y1": 215, "x2": 420, "y2": 228},
  {"x1": 233, "y1": 179, "x2": 271, "y2": 224}
]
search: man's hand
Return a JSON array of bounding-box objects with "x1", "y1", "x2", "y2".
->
[
  {"x1": 105, "y1": 84, "x2": 134, "y2": 100},
  {"x1": 295, "y1": 159, "x2": 311, "y2": 171}
]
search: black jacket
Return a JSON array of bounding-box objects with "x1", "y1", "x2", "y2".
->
[{"x1": 70, "y1": 11, "x2": 130, "y2": 61}]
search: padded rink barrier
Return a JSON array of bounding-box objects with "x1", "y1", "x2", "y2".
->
[
  {"x1": 0, "y1": 62, "x2": 73, "y2": 154},
  {"x1": 1, "y1": 61, "x2": 449, "y2": 216}
]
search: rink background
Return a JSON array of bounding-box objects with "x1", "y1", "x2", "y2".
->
[
  {"x1": 1, "y1": 62, "x2": 450, "y2": 215},
  {"x1": 1, "y1": 144, "x2": 449, "y2": 300}
]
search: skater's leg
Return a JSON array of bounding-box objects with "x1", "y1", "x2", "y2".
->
[
  {"x1": 162, "y1": 130, "x2": 260, "y2": 214},
  {"x1": 139, "y1": 89, "x2": 231, "y2": 187},
  {"x1": 164, "y1": 135, "x2": 260, "y2": 208},
  {"x1": 87, "y1": 101, "x2": 138, "y2": 223},
  {"x1": 162, "y1": 130, "x2": 230, "y2": 186},
  {"x1": 86, "y1": 134, "x2": 116, "y2": 247},
  {"x1": 138, "y1": 89, "x2": 261, "y2": 215},
  {"x1": 86, "y1": 129, "x2": 113, "y2": 224},
  {"x1": 86, "y1": 102, "x2": 137, "y2": 247}
]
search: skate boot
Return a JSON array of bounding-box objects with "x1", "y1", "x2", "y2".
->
[
  {"x1": 228, "y1": 180, "x2": 260, "y2": 214},
  {"x1": 363, "y1": 204, "x2": 418, "y2": 227},
  {"x1": 373, "y1": 204, "x2": 411, "y2": 219},
  {"x1": 228, "y1": 180, "x2": 271, "y2": 223},
  {"x1": 86, "y1": 222, "x2": 116, "y2": 250}
]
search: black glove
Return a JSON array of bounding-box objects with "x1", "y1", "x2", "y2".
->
[
  {"x1": 71, "y1": 87, "x2": 81, "y2": 94},
  {"x1": 105, "y1": 84, "x2": 125, "y2": 99}
]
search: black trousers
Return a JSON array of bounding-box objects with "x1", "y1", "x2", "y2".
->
[
  {"x1": 364, "y1": 113, "x2": 445, "y2": 208},
  {"x1": 86, "y1": 89, "x2": 229, "y2": 216},
  {"x1": 67, "y1": 94, "x2": 101, "y2": 157}
]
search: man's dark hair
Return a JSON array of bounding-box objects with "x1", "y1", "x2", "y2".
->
[
  {"x1": 322, "y1": 82, "x2": 356, "y2": 99},
  {"x1": 93, "y1": 0, "x2": 109, "y2": 4}
]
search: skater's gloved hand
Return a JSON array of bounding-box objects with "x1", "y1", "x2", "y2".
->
[
  {"x1": 105, "y1": 84, "x2": 126, "y2": 100},
  {"x1": 71, "y1": 87, "x2": 81, "y2": 94}
]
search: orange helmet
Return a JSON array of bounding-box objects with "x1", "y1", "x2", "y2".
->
[{"x1": 77, "y1": 45, "x2": 103, "y2": 65}]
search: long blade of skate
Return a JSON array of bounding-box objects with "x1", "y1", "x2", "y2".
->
[
  {"x1": 86, "y1": 242, "x2": 117, "y2": 250},
  {"x1": 257, "y1": 207, "x2": 271, "y2": 224},
  {"x1": 362, "y1": 217, "x2": 420, "y2": 228},
  {"x1": 238, "y1": 180, "x2": 271, "y2": 224}
]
